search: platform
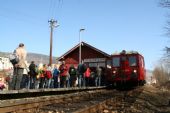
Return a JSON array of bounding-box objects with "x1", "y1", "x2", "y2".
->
[{"x1": 0, "y1": 86, "x2": 106, "y2": 100}]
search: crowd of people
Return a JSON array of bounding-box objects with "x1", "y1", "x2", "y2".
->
[
  {"x1": 8, "y1": 61, "x2": 104, "y2": 90},
  {"x1": 4, "y1": 43, "x2": 104, "y2": 90}
]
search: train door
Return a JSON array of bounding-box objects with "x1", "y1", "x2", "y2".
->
[{"x1": 138, "y1": 55, "x2": 146, "y2": 85}]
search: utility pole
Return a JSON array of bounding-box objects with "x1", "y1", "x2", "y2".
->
[
  {"x1": 48, "y1": 19, "x2": 58, "y2": 66},
  {"x1": 79, "y1": 28, "x2": 85, "y2": 64}
]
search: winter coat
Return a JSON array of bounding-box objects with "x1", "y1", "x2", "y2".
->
[
  {"x1": 59, "y1": 64, "x2": 68, "y2": 76},
  {"x1": 29, "y1": 63, "x2": 36, "y2": 76},
  {"x1": 16, "y1": 47, "x2": 27, "y2": 68},
  {"x1": 96, "y1": 67, "x2": 102, "y2": 77},
  {"x1": 69, "y1": 66, "x2": 77, "y2": 76},
  {"x1": 53, "y1": 68, "x2": 60, "y2": 77},
  {"x1": 46, "y1": 70, "x2": 52, "y2": 79},
  {"x1": 84, "y1": 68, "x2": 91, "y2": 78},
  {"x1": 77, "y1": 64, "x2": 87, "y2": 74}
]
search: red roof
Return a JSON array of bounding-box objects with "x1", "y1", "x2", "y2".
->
[{"x1": 58, "y1": 41, "x2": 110, "y2": 61}]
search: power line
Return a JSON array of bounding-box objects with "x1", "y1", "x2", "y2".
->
[
  {"x1": 48, "y1": 0, "x2": 64, "y2": 20},
  {"x1": 54, "y1": 0, "x2": 63, "y2": 19},
  {"x1": 0, "y1": 6, "x2": 47, "y2": 27}
]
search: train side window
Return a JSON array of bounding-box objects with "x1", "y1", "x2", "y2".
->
[
  {"x1": 129, "y1": 56, "x2": 137, "y2": 66},
  {"x1": 112, "y1": 57, "x2": 120, "y2": 67},
  {"x1": 140, "y1": 57, "x2": 144, "y2": 68}
]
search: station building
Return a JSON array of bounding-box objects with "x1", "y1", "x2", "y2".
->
[{"x1": 58, "y1": 41, "x2": 110, "y2": 70}]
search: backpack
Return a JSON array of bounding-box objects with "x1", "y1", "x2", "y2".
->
[
  {"x1": 53, "y1": 68, "x2": 59, "y2": 77},
  {"x1": 70, "y1": 68, "x2": 76, "y2": 75},
  {"x1": 9, "y1": 50, "x2": 19, "y2": 65}
]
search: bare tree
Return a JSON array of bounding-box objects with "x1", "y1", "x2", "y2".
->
[
  {"x1": 159, "y1": 0, "x2": 170, "y2": 72},
  {"x1": 160, "y1": 0, "x2": 170, "y2": 8},
  {"x1": 153, "y1": 64, "x2": 169, "y2": 85},
  {"x1": 160, "y1": 0, "x2": 170, "y2": 37}
]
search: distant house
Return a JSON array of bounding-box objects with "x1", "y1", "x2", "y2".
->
[{"x1": 0, "y1": 57, "x2": 13, "y2": 71}]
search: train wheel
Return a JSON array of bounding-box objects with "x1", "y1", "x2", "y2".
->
[
  {"x1": 141, "y1": 80, "x2": 146, "y2": 86},
  {"x1": 138, "y1": 80, "x2": 145, "y2": 86},
  {"x1": 115, "y1": 82, "x2": 119, "y2": 88},
  {"x1": 116, "y1": 81, "x2": 125, "y2": 89}
]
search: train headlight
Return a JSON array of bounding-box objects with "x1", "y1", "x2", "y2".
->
[
  {"x1": 133, "y1": 69, "x2": 137, "y2": 73},
  {"x1": 113, "y1": 70, "x2": 116, "y2": 74}
]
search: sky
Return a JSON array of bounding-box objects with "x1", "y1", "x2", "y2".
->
[{"x1": 0, "y1": 0, "x2": 169, "y2": 70}]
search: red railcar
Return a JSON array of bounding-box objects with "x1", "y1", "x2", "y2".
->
[{"x1": 106, "y1": 50, "x2": 146, "y2": 86}]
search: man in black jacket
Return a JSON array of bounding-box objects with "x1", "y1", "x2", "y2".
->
[
  {"x1": 29, "y1": 61, "x2": 37, "y2": 89},
  {"x1": 77, "y1": 63, "x2": 87, "y2": 87}
]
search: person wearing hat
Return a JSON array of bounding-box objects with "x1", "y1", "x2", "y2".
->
[{"x1": 12, "y1": 43, "x2": 27, "y2": 90}]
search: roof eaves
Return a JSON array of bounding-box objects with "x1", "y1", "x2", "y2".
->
[
  {"x1": 57, "y1": 41, "x2": 111, "y2": 60},
  {"x1": 82, "y1": 42, "x2": 110, "y2": 57},
  {"x1": 57, "y1": 43, "x2": 79, "y2": 61}
]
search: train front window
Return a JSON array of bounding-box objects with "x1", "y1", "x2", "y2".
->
[
  {"x1": 112, "y1": 57, "x2": 120, "y2": 67},
  {"x1": 129, "y1": 56, "x2": 137, "y2": 66}
]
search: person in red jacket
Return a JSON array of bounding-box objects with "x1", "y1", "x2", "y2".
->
[
  {"x1": 84, "y1": 66, "x2": 91, "y2": 87},
  {"x1": 45, "y1": 64, "x2": 52, "y2": 88},
  {"x1": 59, "y1": 61, "x2": 68, "y2": 88}
]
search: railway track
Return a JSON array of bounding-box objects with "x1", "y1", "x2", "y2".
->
[
  {"x1": 0, "y1": 87, "x2": 111, "y2": 113},
  {"x1": 37, "y1": 86, "x2": 167, "y2": 113},
  {"x1": 0, "y1": 87, "x2": 142, "y2": 113},
  {"x1": 1, "y1": 85, "x2": 169, "y2": 113}
]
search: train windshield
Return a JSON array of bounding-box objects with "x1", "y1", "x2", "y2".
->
[
  {"x1": 112, "y1": 56, "x2": 137, "y2": 67},
  {"x1": 128, "y1": 56, "x2": 137, "y2": 66},
  {"x1": 112, "y1": 57, "x2": 120, "y2": 67}
]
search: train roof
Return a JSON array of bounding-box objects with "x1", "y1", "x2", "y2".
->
[{"x1": 112, "y1": 50, "x2": 141, "y2": 56}]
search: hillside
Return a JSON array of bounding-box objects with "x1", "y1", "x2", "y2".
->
[{"x1": 0, "y1": 51, "x2": 57, "y2": 65}]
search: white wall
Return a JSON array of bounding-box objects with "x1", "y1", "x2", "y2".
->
[{"x1": 0, "y1": 57, "x2": 13, "y2": 70}]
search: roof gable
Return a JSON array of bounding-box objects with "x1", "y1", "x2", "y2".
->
[{"x1": 58, "y1": 41, "x2": 110, "y2": 61}]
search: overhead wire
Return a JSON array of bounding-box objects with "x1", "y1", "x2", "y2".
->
[
  {"x1": 54, "y1": 0, "x2": 62, "y2": 20},
  {"x1": 56, "y1": 0, "x2": 64, "y2": 21},
  {"x1": 48, "y1": 0, "x2": 53, "y2": 19},
  {"x1": 48, "y1": 0, "x2": 56, "y2": 19},
  {"x1": 47, "y1": 0, "x2": 63, "y2": 21},
  {"x1": 0, "y1": 1, "x2": 64, "y2": 28},
  {"x1": 0, "y1": 0, "x2": 65, "y2": 27},
  {"x1": 0, "y1": 4, "x2": 47, "y2": 27},
  {"x1": 52, "y1": 0, "x2": 57, "y2": 19},
  {"x1": 50, "y1": 0, "x2": 56, "y2": 19}
]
